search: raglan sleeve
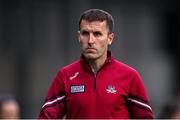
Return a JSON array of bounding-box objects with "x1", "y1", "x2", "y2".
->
[
  {"x1": 38, "y1": 70, "x2": 66, "y2": 119},
  {"x1": 127, "y1": 70, "x2": 154, "y2": 119}
]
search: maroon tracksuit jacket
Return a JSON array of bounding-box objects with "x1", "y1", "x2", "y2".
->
[{"x1": 39, "y1": 51, "x2": 153, "y2": 119}]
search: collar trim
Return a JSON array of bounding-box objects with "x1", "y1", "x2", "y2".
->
[{"x1": 80, "y1": 51, "x2": 113, "y2": 71}]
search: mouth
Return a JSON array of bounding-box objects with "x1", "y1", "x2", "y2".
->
[{"x1": 85, "y1": 48, "x2": 96, "y2": 53}]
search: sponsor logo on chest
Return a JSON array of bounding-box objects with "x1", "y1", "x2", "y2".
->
[{"x1": 70, "y1": 85, "x2": 85, "y2": 93}]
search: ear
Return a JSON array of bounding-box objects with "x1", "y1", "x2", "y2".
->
[
  {"x1": 108, "y1": 32, "x2": 114, "y2": 45},
  {"x1": 77, "y1": 31, "x2": 81, "y2": 43}
]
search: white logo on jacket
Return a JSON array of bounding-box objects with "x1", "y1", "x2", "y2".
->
[
  {"x1": 106, "y1": 85, "x2": 117, "y2": 94},
  {"x1": 69, "y1": 72, "x2": 79, "y2": 80}
]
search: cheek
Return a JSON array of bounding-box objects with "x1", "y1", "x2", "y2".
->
[
  {"x1": 79, "y1": 37, "x2": 84, "y2": 44},
  {"x1": 79, "y1": 36, "x2": 87, "y2": 43},
  {"x1": 79, "y1": 40, "x2": 88, "y2": 48},
  {"x1": 79, "y1": 40, "x2": 85, "y2": 45},
  {"x1": 98, "y1": 38, "x2": 109, "y2": 47}
]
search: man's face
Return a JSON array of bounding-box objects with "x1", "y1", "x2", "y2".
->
[{"x1": 78, "y1": 20, "x2": 114, "y2": 60}]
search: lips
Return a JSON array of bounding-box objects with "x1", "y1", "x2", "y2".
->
[{"x1": 85, "y1": 48, "x2": 96, "y2": 52}]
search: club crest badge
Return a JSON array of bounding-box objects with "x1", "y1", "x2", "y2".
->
[{"x1": 106, "y1": 85, "x2": 117, "y2": 94}]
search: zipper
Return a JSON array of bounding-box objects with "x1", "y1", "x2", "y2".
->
[
  {"x1": 93, "y1": 73, "x2": 96, "y2": 89},
  {"x1": 91, "y1": 58, "x2": 110, "y2": 90}
]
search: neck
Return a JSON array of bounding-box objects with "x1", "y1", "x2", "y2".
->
[{"x1": 88, "y1": 53, "x2": 107, "y2": 73}]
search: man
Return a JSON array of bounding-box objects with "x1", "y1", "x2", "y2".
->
[{"x1": 38, "y1": 9, "x2": 153, "y2": 119}]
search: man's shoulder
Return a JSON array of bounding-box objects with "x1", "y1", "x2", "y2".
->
[
  {"x1": 111, "y1": 59, "x2": 142, "y2": 80},
  {"x1": 60, "y1": 60, "x2": 81, "y2": 72},
  {"x1": 54, "y1": 60, "x2": 81, "y2": 78},
  {"x1": 112, "y1": 59, "x2": 138, "y2": 73}
]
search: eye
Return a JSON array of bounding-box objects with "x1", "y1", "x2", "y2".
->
[
  {"x1": 81, "y1": 31, "x2": 89, "y2": 36},
  {"x1": 93, "y1": 31, "x2": 102, "y2": 37}
]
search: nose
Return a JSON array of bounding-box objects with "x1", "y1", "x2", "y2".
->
[{"x1": 88, "y1": 33, "x2": 95, "y2": 44}]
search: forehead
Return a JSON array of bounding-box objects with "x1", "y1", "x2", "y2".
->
[{"x1": 80, "y1": 20, "x2": 108, "y2": 31}]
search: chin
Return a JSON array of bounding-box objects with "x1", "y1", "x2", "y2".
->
[{"x1": 84, "y1": 53, "x2": 98, "y2": 60}]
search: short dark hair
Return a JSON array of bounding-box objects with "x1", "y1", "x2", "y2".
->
[{"x1": 79, "y1": 9, "x2": 114, "y2": 33}]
